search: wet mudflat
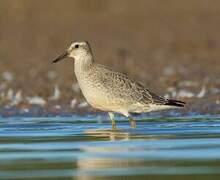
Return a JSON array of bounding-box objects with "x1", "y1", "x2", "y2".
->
[{"x1": 0, "y1": 115, "x2": 220, "y2": 180}]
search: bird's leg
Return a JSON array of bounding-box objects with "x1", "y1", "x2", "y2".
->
[
  {"x1": 108, "y1": 112, "x2": 116, "y2": 129},
  {"x1": 129, "y1": 116, "x2": 136, "y2": 128}
]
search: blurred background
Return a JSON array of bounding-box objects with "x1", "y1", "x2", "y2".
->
[{"x1": 0, "y1": 0, "x2": 219, "y2": 114}]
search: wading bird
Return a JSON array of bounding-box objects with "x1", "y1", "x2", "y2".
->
[{"x1": 53, "y1": 41, "x2": 185, "y2": 129}]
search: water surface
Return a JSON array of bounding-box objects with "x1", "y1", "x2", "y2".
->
[{"x1": 0, "y1": 115, "x2": 220, "y2": 180}]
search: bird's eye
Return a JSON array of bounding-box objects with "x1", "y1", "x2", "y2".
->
[{"x1": 75, "y1": 44, "x2": 79, "y2": 48}]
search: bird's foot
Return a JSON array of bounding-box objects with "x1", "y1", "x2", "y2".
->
[
  {"x1": 129, "y1": 118, "x2": 136, "y2": 128},
  {"x1": 111, "y1": 120, "x2": 117, "y2": 129}
]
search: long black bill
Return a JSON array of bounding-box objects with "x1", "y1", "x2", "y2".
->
[{"x1": 52, "y1": 51, "x2": 68, "y2": 64}]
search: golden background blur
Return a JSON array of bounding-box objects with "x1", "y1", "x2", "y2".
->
[{"x1": 0, "y1": 0, "x2": 219, "y2": 112}]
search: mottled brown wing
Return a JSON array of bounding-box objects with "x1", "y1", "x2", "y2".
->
[
  {"x1": 98, "y1": 65, "x2": 168, "y2": 105},
  {"x1": 129, "y1": 80, "x2": 168, "y2": 105}
]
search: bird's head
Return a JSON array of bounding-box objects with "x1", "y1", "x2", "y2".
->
[{"x1": 52, "y1": 41, "x2": 92, "y2": 63}]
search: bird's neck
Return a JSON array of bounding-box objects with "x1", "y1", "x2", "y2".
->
[{"x1": 74, "y1": 53, "x2": 94, "y2": 75}]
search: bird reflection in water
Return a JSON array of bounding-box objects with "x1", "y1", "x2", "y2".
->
[
  {"x1": 75, "y1": 137, "x2": 148, "y2": 180},
  {"x1": 85, "y1": 129, "x2": 131, "y2": 141}
]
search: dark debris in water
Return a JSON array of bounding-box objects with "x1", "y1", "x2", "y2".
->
[{"x1": 0, "y1": 104, "x2": 219, "y2": 119}]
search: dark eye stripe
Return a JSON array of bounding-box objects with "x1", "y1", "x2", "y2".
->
[{"x1": 75, "y1": 44, "x2": 79, "y2": 48}]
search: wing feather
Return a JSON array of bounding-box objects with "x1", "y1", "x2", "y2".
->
[{"x1": 95, "y1": 65, "x2": 168, "y2": 105}]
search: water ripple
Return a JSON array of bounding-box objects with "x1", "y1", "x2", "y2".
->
[{"x1": 0, "y1": 115, "x2": 220, "y2": 179}]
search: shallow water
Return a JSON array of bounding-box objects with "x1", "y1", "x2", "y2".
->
[{"x1": 0, "y1": 115, "x2": 220, "y2": 180}]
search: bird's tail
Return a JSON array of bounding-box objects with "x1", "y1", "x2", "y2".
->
[{"x1": 165, "y1": 99, "x2": 185, "y2": 107}]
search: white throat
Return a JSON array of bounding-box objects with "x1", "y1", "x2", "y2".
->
[{"x1": 73, "y1": 52, "x2": 94, "y2": 77}]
